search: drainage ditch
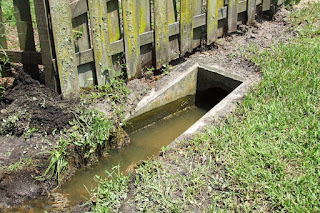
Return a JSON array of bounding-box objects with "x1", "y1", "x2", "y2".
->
[{"x1": 7, "y1": 63, "x2": 245, "y2": 211}]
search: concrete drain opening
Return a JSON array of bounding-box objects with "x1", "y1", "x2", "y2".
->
[
  {"x1": 61, "y1": 62, "x2": 252, "y2": 205},
  {"x1": 125, "y1": 63, "x2": 245, "y2": 136}
]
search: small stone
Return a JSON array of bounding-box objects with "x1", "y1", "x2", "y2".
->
[
  {"x1": 251, "y1": 34, "x2": 256, "y2": 39},
  {"x1": 252, "y1": 29, "x2": 258, "y2": 34},
  {"x1": 0, "y1": 109, "x2": 7, "y2": 114}
]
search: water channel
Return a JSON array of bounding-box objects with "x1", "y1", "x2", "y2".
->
[{"x1": 7, "y1": 84, "x2": 233, "y2": 212}]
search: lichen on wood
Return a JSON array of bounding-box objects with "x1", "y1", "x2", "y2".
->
[
  {"x1": 154, "y1": 0, "x2": 170, "y2": 68},
  {"x1": 180, "y1": 0, "x2": 193, "y2": 56},
  {"x1": 49, "y1": 0, "x2": 79, "y2": 98},
  {"x1": 207, "y1": 0, "x2": 219, "y2": 45},
  {"x1": 122, "y1": 0, "x2": 141, "y2": 79},
  {"x1": 88, "y1": 0, "x2": 114, "y2": 84}
]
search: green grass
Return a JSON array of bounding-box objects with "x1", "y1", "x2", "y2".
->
[
  {"x1": 1, "y1": 0, "x2": 36, "y2": 24},
  {"x1": 1, "y1": 0, "x2": 15, "y2": 23},
  {"x1": 92, "y1": 3, "x2": 320, "y2": 212}
]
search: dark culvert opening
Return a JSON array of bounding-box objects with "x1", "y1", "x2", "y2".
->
[{"x1": 195, "y1": 67, "x2": 242, "y2": 111}]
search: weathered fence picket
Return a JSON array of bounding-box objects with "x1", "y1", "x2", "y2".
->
[
  {"x1": 122, "y1": 0, "x2": 141, "y2": 79},
  {"x1": 108, "y1": 0, "x2": 121, "y2": 43},
  {"x1": 88, "y1": 0, "x2": 113, "y2": 84},
  {"x1": 192, "y1": 0, "x2": 203, "y2": 48},
  {"x1": 73, "y1": 11, "x2": 95, "y2": 88},
  {"x1": 154, "y1": 0, "x2": 169, "y2": 68},
  {"x1": 48, "y1": 0, "x2": 79, "y2": 97},
  {"x1": 33, "y1": 0, "x2": 57, "y2": 91},
  {"x1": 13, "y1": 0, "x2": 36, "y2": 52},
  {"x1": 263, "y1": 0, "x2": 271, "y2": 11},
  {"x1": 228, "y1": 0, "x2": 238, "y2": 33},
  {"x1": 207, "y1": 0, "x2": 219, "y2": 45},
  {"x1": 138, "y1": 0, "x2": 153, "y2": 68},
  {"x1": 13, "y1": 0, "x2": 38, "y2": 78},
  {"x1": 247, "y1": 0, "x2": 257, "y2": 24},
  {"x1": 168, "y1": 0, "x2": 180, "y2": 61},
  {"x1": 180, "y1": 0, "x2": 193, "y2": 56}
]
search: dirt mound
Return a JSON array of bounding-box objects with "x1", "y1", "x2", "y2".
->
[{"x1": 0, "y1": 67, "x2": 77, "y2": 136}]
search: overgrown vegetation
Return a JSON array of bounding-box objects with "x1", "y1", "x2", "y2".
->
[
  {"x1": 92, "y1": 2, "x2": 320, "y2": 212},
  {"x1": 92, "y1": 166, "x2": 129, "y2": 211},
  {"x1": 41, "y1": 73, "x2": 131, "y2": 184}
]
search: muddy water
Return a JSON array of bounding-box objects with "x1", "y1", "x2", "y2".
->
[
  {"x1": 6, "y1": 105, "x2": 207, "y2": 212},
  {"x1": 62, "y1": 106, "x2": 207, "y2": 205}
]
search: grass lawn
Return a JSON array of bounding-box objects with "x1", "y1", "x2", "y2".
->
[{"x1": 92, "y1": 2, "x2": 320, "y2": 212}]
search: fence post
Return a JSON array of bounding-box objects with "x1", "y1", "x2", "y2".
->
[
  {"x1": 207, "y1": 0, "x2": 219, "y2": 45},
  {"x1": 247, "y1": 0, "x2": 257, "y2": 25},
  {"x1": 262, "y1": 0, "x2": 271, "y2": 11},
  {"x1": 48, "y1": 0, "x2": 79, "y2": 97},
  {"x1": 0, "y1": 0, "x2": 7, "y2": 49},
  {"x1": 13, "y1": 0, "x2": 38, "y2": 79},
  {"x1": 192, "y1": 0, "x2": 203, "y2": 48},
  {"x1": 180, "y1": 0, "x2": 193, "y2": 56},
  {"x1": 227, "y1": 0, "x2": 238, "y2": 33},
  {"x1": 168, "y1": 0, "x2": 180, "y2": 61},
  {"x1": 154, "y1": 0, "x2": 169, "y2": 69},
  {"x1": 122, "y1": 0, "x2": 141, "y2": 79},
  {"x1": 88, "y1": 0, "x2": 113, "y2": 84},
  {"x1": 138, "y1": 0, "x2": 153, "y2": 68},
  {"x1": 33, "y1": 0, "x2": 58, "y2": 91}
]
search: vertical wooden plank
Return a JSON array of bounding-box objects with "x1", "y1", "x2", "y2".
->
[
  {"x1": 138, "y1": 0, "x2": 151, "y2": 34},
  {"x1": 72, "y1": 13, "x2": 95, "y2": 88},
  {"x1": 168, "y1": 0, "x2": 180, "y2": 61},
  {"x1": 138, "y1": 0, "x2": 152, "y2": 68},
  {"x1": 122, "y1": 0, "x2": 141, "y2": 79},
  {"x1": 192, "y1": 0, "x2": 203, "y2": 48},
  {"x1": 107, "y1": 0, "x2": 122, "y2": 73},
  {"x1": 88, "y1": 0, "x2": 113, "y2": 85},
  {"x1": 227, "y1": 0, "x2": 238, "y2": 33},
  {"x1": 107, "y1": 0, "x2": 121, "y2": 43},
  {"x1": 247, "y1": 0, "x2": 257, "y2": 25},
  {"x1": 13, "y1": 0, "x2": 36, "y2": 51},
  {"x1": 180, "y1": 0, "x2": 193, "y2": 56},
  {"x1": 13, "y1": 0, "x2": 38, "y2": 78},
  {"x1": 154, "y1": 0, "x2": 169, "y2": 69},
  {"x1": 262, "y1": 0, "x2": 271, "y2": 11},
  {"x1": 33, "y1": 0, "x2": 58, "y2": 91},
  {"x1": 48, "y1": 0, "x2": 79, "y2": 97},
  {"x1": 217, "y1": 0, "x2": 225, "y2": 37},
  {"x1": 0, "y1": 0, "x2": 7, "y2": 49},
  {"x1": 207, "y1": 0, "x2": 219, "y2": 45}
]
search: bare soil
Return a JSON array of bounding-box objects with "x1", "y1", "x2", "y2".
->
[{"x1": 0, "y1": 67, "x2": 77, "y2": 209}]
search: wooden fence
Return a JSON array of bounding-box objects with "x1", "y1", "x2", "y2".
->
[
  {"x1": 0, "y1": 0, "x2": 42, "y2": 81},
  {"x1": 0, "y1": 0, "x2": 284, "y2": 98}
]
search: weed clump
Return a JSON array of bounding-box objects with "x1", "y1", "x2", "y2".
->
[{"x1": 41, "y1": 72, "x2": 131, "y2": 184}]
